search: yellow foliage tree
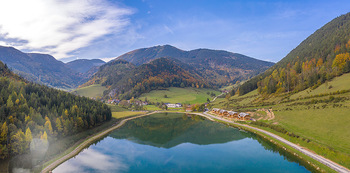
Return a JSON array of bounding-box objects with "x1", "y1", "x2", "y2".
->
[
  {"x1": 332, "y1": 53, "x2": 350, "y2": 71},
  {"x1": 44, "y1": 117, "x2": 53, "y2": 135}
]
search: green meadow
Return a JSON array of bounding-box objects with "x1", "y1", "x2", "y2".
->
[
  {"x1": 138, "y1": 87, "x2": 221, "y2": 104},
  {"x1": 72, "y1": 84, "x2": 108, "y2": 98},
  {"x1": 210, "y1": 74, "x2": 350, "y2": 168}
]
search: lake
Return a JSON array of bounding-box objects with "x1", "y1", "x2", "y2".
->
[{"x1": 53, "y1": 113, "x2": 310, "y2": 173}]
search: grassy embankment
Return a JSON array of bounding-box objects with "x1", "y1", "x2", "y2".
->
[
  {"x1": 72, "y1": 84, "x2": 108, "y2": 98},
  {"x1": 210, "y1": 73, "x2": 350, "y2": 169}
]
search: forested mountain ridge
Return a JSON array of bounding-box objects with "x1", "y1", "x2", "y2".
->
[
  {"x1": 66, "y1": 59, "x2": 105, "y2": 74},
  {"x1": 0, "y1": 60, "x2": 111, "y2": 159},
  {"x1": 84, "y1": 57, "x2": 209, "y2": 99},
  {"x1": 0, "y1": 46, "x2": 87, "y2": 89},
  {"x1": 238, "y1": 12, "x2": 350, "y2": 95},
  {"x1": 113, "y1": 45, "x2": 274, "y2": 86}
]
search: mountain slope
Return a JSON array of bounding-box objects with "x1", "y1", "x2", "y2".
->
[
  {"x1": 104, "y1": 58, "x2": 209, "y2": 99},
  {"x1": 0, "y1": 46, "x2": 84, "y2": 89},
  {"x1": 114, "y1": 45, "x2": 274, "y2": 85},
  {"x1": 0, "y1": 59, "x2": 111, "y2": 160},
  {"x1": 66, "y1": 59, "x2": 105, "y2": 74},
  {"x1": 238, "y1": 12, "x2": 350, "y2": 95}
]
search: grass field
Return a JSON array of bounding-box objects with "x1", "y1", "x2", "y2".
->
[
  {"x1": 291, "y1": 73, "x2": 350, "y2": 99},
  {"x1": 210, "y1": 74, "x2": 350, "y2": 168},
  {"x1": 72, "y1": 84, "x2": 107, "y2": 98},
  {"x1": 138, "y1": 87, "x2": 221, "y2": 104},
  {"x1": 112, "y1": 111, "x2": 145, "y2": 119},
  {"x1": 108, "y1": 104, "x2": 129, "y2": 112}
]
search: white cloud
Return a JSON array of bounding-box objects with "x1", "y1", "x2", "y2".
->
[
  {"x1": 100, "y1": 57, "x2": 117, "y2": 62},
  {"x1": 0, "y1": 0, "x2": 133, "y2": 59}
]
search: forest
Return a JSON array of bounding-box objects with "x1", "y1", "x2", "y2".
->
[{"x1": 0, "y1": 61, "x2": 111, "y2": 159}]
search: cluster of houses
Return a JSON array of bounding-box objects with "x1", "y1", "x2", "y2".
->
[
  {"x1": 211, "y1": 108, "x2": 251, "y2": 121},
  {"x1": 164, "y1": 103, "x2": 182, "y2": 108},
  {"x1": 106, "y1": 99, "x2": 148, "y2": 106}
]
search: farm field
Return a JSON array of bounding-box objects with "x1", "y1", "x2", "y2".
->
[
  {"x1": 112, "y1": 111, "x2": 145, "y2": 119},
  {"x1": 72, "y1": 84, "x2": 107, "y2": 98},
  {"x1": 138, "y1": 87, "x2": 221, "y2": 104}
]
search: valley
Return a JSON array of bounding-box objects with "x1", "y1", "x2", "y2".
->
[{"x1": 1, "y1": 1, "x2": 350, "y2": 173}]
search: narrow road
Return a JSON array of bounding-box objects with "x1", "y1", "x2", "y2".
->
[
  {"x1": 41, "y1": 112, "x2": 156, "y2": 173},
  {"x1": 211, "y1": 92, "x2": 224, "y2": 102},
  {"x1": 200, "y1": 111, "x2": 350, "y2": 173}
]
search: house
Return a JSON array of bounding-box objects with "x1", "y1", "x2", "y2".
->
[
  {"x1": 212, "y1": 108, "x2": 220, "y2": 113},
  {"x1": 219, "y1": 109, "x2": 228, "y2": 116},
  {"x1": 228, "y1": 111, "x2": 238, "y2": 118},
  {"x1": 165, "y1": 103, "x2": 182, "y2": 108},
  {"x1": 238, "y1": 112, "x2": 251, "y2": 120}
]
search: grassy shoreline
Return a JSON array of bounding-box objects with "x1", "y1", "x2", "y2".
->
[{"x1": 40, "y1": 111, "x2": 148, "y2": 173}]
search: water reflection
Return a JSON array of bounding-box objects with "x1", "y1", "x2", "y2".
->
[
  {"x1": 53, "y1": 113, "x2": 310, "y2": 173},
  {"x1": 109, "y1": 113, "x2": 247, "y2": 148},
  {"x1": 54, "y1": 148, "x2": 128, "y2": 173}
]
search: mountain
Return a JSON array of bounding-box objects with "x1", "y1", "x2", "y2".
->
[
  {"x1": 66, "y1": 59, "x2": 105, "y2": 74},
  {"x1": 115, "y1": 45, "x2": 274, "y2": 85},
  {"x1": 0, "y1": 46, "x2": 85, "y2": 89},
  {"x1": 238, "y1": 12, "x2": 350, "y2": 95},
  {"x1": 0, "y1": 59, "x2": 111, "y2": 160},
  {"x1": 85, "y1": 57, "x2": 209, "y2": 99}
]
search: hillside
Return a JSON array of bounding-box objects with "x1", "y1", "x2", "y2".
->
[
  {"x1": 0, "y1": 60, "x2": 111, "y2": 160},
  {"x1": 238, "y1": 12, "x2": 350, "y2": 95},
  {"x1": 0, "y1": 46, "x2": 85, "y2": 89},
  {"x1": 113, "y1": 58, "x2": 208, "y2": 99},
  {"x1": 114, "y1": 45, "x2": 274, "y2": 86},
  {"x1": 81, "y1": 57, "x2": 210, "y2": 99},
  {"x1": 66, "y1": 59, "x2": 105, "y2": 74},
  {"x1": 211, "y1": 72, "x2": 350, "y2": 169}
]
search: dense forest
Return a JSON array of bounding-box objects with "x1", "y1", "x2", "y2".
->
[
  {"x1": 238, "y1": 12, "x2": 350, "y2": 96},
  {"x1": 0, "y1": 61, "x2": 111, "y2": 159}
]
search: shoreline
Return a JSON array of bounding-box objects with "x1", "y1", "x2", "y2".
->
[
  {"x1": 197, "y1": 111, "x2": 350, "y2": 173},
  {"x1": 41, "y1": 110, "x2": 350, "y2": 173},
  {"x1": 41, "y1": 111, "x2": 157, "y2": 173}
]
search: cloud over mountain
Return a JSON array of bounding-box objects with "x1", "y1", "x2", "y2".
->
[{"x1": 0, "y1": 0, "x2": 133, "y2": 59}]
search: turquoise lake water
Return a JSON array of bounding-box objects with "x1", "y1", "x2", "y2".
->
[{"x1": 53, "y1": 113, "x2": 310, "y2": 173}]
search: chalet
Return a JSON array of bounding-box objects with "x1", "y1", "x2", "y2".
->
[
  {"x1": 212, "y1": 108, "x2": 220, "y2": 113},
  {"x1": 228, "y1": 111, "x2": 238, "y2": 118},
  {"x1": 238, "y1": 112, "x2": 251, "y2": 120},
  {"x1": 219, "y1": 109, "x2": 228, "y2": 116}
]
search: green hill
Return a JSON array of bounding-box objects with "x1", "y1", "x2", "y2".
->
[{"x1": 238, "y1": 12, "x2": 350, "y2": 95}]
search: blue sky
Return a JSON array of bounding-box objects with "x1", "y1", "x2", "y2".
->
[{"x1": 0, "y1": 0, "x2": 350, "y2": 63}]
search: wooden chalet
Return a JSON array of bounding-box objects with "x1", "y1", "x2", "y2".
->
[
  {"x1": 227, "y1": 111, "x2": 238, "y2": 118},
  {"x1": 238, "y1": 112, "x2": 251, "y2": 120},
  {"x1": 212, "y1": 108, "x2": 220, "y2": 114}
]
